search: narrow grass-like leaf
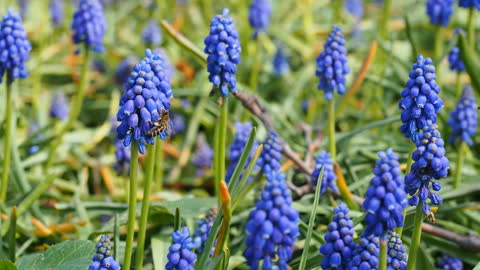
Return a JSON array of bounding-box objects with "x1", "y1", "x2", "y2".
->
[
  {"x1": 7, "y1": 207, "x2": 16, "y2": 261},
  {"x1": 227, "y1": 127, "x2": 257, "y2": 190},
  {"x1": 160, "y1": 20, "x2": 207, "y2": 65},
  {"x1": 459, "y1": 34, "x2": 480, "y2": 94},
  {"x1": 113, "y1": 214, "x2": 119, "y2": 260},
  {"x1": 174, "y1": 208, "x2": 181, "y2": 231},
  {"x1": 404, "y1": 15, "x2": 418, "y2": 61},
  {"x1": 231, "y1": 145, "x2": 263, "y2": 208},
  {"x1": 195, "y1": 208, "x2": 223, "y2": 270},
  {"x1": 298, "y1": 219, "x2": 325, "y2": 244}
]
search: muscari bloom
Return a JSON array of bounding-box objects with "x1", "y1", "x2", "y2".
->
[
  {"x1": 89, "y1": 235, "x2": 120, "y2": 270},
  {"x1": 49, "y1": 0, "x2": 63, "y2": 27},
  {"x1": 448, "y1": 46, "x2": 465, "y2": 72},
  {"x1": 244, "y1": 171, "x2": 299, "y2": 270},
  {"x1": 405, "y1": 121, "x2": 449, "y2": 214},
  {"x1": 387, "y1": 231, "x2": 407, "y2": 270},
  {"x1": 437, "y1": 254, "x2": 463, "y2": 270},
  {"x1": 345, "y1": 0, "x2": 364, "y2": 19},
  {"x1": 0, "y1": 7, "x2": 32, "y2": 82},
  {"x1": 315, "y1": 25, "x2": 349, "y2": 100},
  {"x1": 256, "y1": 131, "x2": 282, "y2": 174},
  {"x1": 166, "y1": 227, "x2": 197, "y2": 270},
  {"x1": 142, "y1": 20, "x2": 162, "y2": 47},
  {"x1": 426, "y1": 0, "x2": 454, "y2": 27},
  {"x1": 71, "y1": 0, "x2": 106, "y2": 53},
  {"x1": 192, "y1": 135, "x2": 214, "y2": 177},
  {"x1": 459, "y1": 0, "x2": 480, "y2": 10},
  {"x1": 113, "y1": 139, "x2": 130, "y2": 175},
  {"x1": 49, "y1": 91, "x2": 70, "y2": 121},
  {"x1": 320, "y1": 203, "x2": 355, "y2": 270},
  {"x1": 116, "y1": 49, "x2": 173, "y2": 154},
  {"x1": 399, "y1": 55, "x2": 444, "y2": 141},
  {"x1": 362, "y1": 149, "x2": 408, "y2": 237},
  {"x1": 154, "y1": 48, "x2": 174, "y2": 81},
  {"x1": 115, "y1": 56, "x2": 137, "y2": 87},
  {"x1": 204, "y1": 8, "x2": 241, "y2": 96},
  {"x1": 192, "y1": 207, "x2": 217, "y2": 254},
  {"x1": 311, "y1": 151, "x2": 337, "y2": 195},
  {"x1": 248, "y1": 0, "x2": 272, "y2": 38},
  {"x1": 273, "y1": 45, "x2": 289, "y2": 76},
  {"x1": 171, "y1": 113, "x2": 185, "y2": 134},
  {"x1": 226, "y1": 122, "x2": 259, "y2": 182},
  {"x1": 27, "y1": 123, "x2": 42, "y2": 154},
  {"x1": 448, "y1": 85, "x2": 478, "y2": 146}
]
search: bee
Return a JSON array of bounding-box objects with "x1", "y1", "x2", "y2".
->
[{"x1": 146, "y1": 109, "x2": 174, "y2": 137}]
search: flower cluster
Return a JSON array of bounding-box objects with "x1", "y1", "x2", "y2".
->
[
  {"x1": 448, "y1": 46, "x2": 465, "y2": 72},
  {"x1": 50, "y1": 0, "x2": 64, "y2": 27},
  {"x1": 193, "y1": 207, "x2": 217, "y2": 254},
  {"x1": 115, "y1": 56, "x2": 137, "y2": 87},
  {"x1": 273, "y1": 45, "x2": 289, "y2": 76},
  {"x1": 405, "y1": 121, "x2": 449, "y2": 214},
  {"x1": 320, "y1": 203, "x2": 355, "y2": 270},
  {"x1": 142, "y1": 20, "x2": 162, "y2": 46},
  {"x1": 204, "y1": 8, "x2": 241, "y2": 96},
  {"x1": 315, "y1": 25, "x2": 349, "y2": 100},
  {"x1": 448, "y1": 85, "x2": 478, "y2": 146},
  {"x1": 311, "y1": 151, "x2": 337, "y2": 195},
  {"x1": 437, "y1": 254, "x2": 463, "y2": 270},
  {"x1": 88, "y1": 235, "x2": 120, "y2": 270},
  {"x1": 192, "y1": 135, "x2": 214, "y2": 177},
  {"x1": 244, "y1": 171, "x2": 299, "y2": 270},
  {"x1": 153, "y1": 48, "x2": 174, "y2": 81},
  {"x1": 49, "y1": 91, "x2": 70, "y2": 121},
  {"x1": 226, "y1": 122, "x2": 258, "y2": 182},
  {"x1": 459, "y1": 0, "x2": 480, "y2": 10},
  {"x1": 345, "y1": 0, "x2": 364, "y2": 19},
  {"x1": 166, "y1": 227, "x2": 197, "y2": 270},
  {"x1": 256, "y1": 131, "x2": 282, "y2": 174},
  {"x1": 113, "y1": 139, "x2": 130, "y2": 175},
  {"x1": 171, "y1": 113, "x2": 185, "y2": 134},
  {"x1": 0, "y1": 7, "x2": 32, "y2": 82},
  {"x1": 399, "y1": 55, "x2": 444, "y2": 140},
  {"x1": 248, "y1": 0, "x2": 272, "y2": 38},
  {"x1": 116, "y1": 49, "x2": 173, "y2": 154},
  {"x1": 426, "y1": 0, "x2": 454, "y2": 27},
  {"x1": 362, "y1": 149, "x2": 408, "y2": 237},
  {"x1": 387, "y1": 231, "x2": 407, "y2": 270},
  {"x1": 71, "y1": 0, "x2": 106, "y2": 53},
  {"x1": 347, "y1": 234, "x2": 379, "y2": 270}
]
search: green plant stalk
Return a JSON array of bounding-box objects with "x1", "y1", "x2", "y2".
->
[
  {"x1": 434, "y1": 26, "x2": 444, "y2": 82},
  {"x1": 379, "y1": 239, "x2": 387, "y2": 270},
  {"x1": 231, "y1": 145, "x2": 263, "y2": 209},
  {"x1": 327, "y1": 98, "x2": 336, "y2": 160},
  {"x1": 114, "y1": 214, "x2": 120, "y2": 260},
  {"x1": 215, "y1": 98, "x2": 228, "y2": 204},
  {"x1": 154, "y1": 140, "x2": 164, "y2": 191},
  {"x1": 396, "y1": 143, "x2": 415, "y2": 237},
  {"x1": 249, "y1": 40, "x2": 260, "y2": 91},
  {"x1": 455, "y1": 72, "x2": 462, "y2": 98},
  {"x1": 123, "y1": 141, "x2": 139, "y2": 270},
  {"x1": 227, "y1": 127, "x2": 257, "y2": 189},
  {"x1": 406, "y1": 201, "x2": 424, "y2": 270},
  {"x1": 332, "y1": 0, "x2": 343, "y2": 25},
  {"x1": 454, "y1": 142, "x2": 466, "y2": 189},
  {"x1": 134, "y1": 143, "x2": 158, "y2": 270},
  {"x1": 379, "y1": 0, "x2": 392, "y2": 41},
  {"x1": 467, "y1": 7, "x2": 475, "y2": 49},
  {"x1": 174, "y1": 208, "x2": 181, "y2": 231},
  {"x1": 8, "y1": 206, "x2": 16, "y2": 261},
  {"x1": 298, "y1": 168, "x2": 324, "y2": 270},
  {"x1": 44, "y1": 48, "x2": 91, "y2": 171},
  {"x1": 1, "y1": 75, "x2": 13, "y2": 203}
]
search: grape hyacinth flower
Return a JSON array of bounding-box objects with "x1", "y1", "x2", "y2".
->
[
  {"x1": 166, "y1": 227, "x2": 197, "y2": 270},
  {"x1": 345, "y1": 0, "x2": 364, "y2": 19},
  {"x1": 399, "y1": 55, "x2": 444, "y2": 140},
  {"x1": 248, "y1": 0, "x2": 272, "y2": 38},
  {"x1": 27, "y1": 123, "x2": 42, "y2": 154},
  {"x1": 171, "y1": 113, "x2": 186, "y2": 134},
  {"x1": 459, "y1": 0, "x2": 480, "y2": 9},
  {"x1": 226, "y1": 122, "x2": 258, "y2": 182},
  {"x1": 50, "y1": 0, "x2": 63, "y2": 27},
  {"x1": 116, "y1": 49, "x2": 173, "y2": 154},
  {"x1": 437, "y1": 254, "x2": 463, "y2": 270},
  {"x1": 244, "y1": 171, "x2": 299, "y2": 270},
  {"x1": 71, "y1": 0, "x2": 106, "y2": 53},
  {"x1": 405, "y1": 121, "x2": 449, "y2": 214},
  {"x1": 256, "y1": 131, "x2": 282, "y2": 174},
  {"x1": 426, "y1": 0, "x2": 454, "y2": 27},
  {"x1": 387, "y1": 231, "x2": 407, "y2": 270},
  {"x1": 89, "y1": 235, "x2": 121, "y2": 270},
  {"x1": 113, "y1": 139, "x2": 131, "y2": 175},
  {"x1": 115, "y1": 56, "x2": 137, "y2": 87},
  {"x1": 192, "y1": 135, "x2": 214, "y2": 177},
  {"x1": 448, "y1": 86, "x2": 478, "y2": 146},
  {"x1": 347, "y1": 234, "x2": 379, "y2": 270},
  {"x1": 311, "y1": 151, "x2": 337, "y2": 195},
  {"x1": 49, "y1": 91, "x2": 70, "y2": 121},
  {"x1": 0, "y1": 7, "x2": 32, "y2": 82},
  {"x1": 153, "y1": 48, "x2": 174, "y2": 81},
  {"x1": 362, "y1": 149, "x2": 408, "y2": 237},
  {"x1": 320, "y1": 203, "x2": 355, "y2": 269},
  {"x1": 192, "y1": 207, "x2": 218, "y2": 254},
  {"x1": 204, "y1": 8, "x2": 241, "y2": 96},
  {"x1": 315, "y1": 25, "x2": 349, "y2": 100},
  {"x1": 273, "y1": 45, "x2": 289, "y2": 76},
  {"x1": 448, "y1": 46, "x2": 465, "y2": 72},
  {"x1": 142, "y1": 20, "x2": 162, "y2": 46}
]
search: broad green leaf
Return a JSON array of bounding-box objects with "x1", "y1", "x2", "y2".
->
[
  {"x1": 0, "y1": 260, "x2": 18, "y2": 270},
  {"x1": 151, "y1": 235, "x2": 170, "y2": 270}
]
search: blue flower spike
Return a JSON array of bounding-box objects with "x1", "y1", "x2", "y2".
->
[
  {"x1": 348, "y1": 234, "x2": 379, "y2": 270},
  {"x1": 248, "y1": 0, "x2": 272, "y2": 38},
  {"x1": 89, "y1": 235, "x2": 121, "y2": 270},
  {"x1": 166, "y1": 227, "x2": 197, "y2": 270},
  {"x1": 193, "y1": 207, "x2": 218, "y2": 254},
  {"x1": 448, "y1": 85, "x2": 478, "y2": 146},
  {"x1": 192, "y1": 134, "x2": 214, "y2": 177},
  {"x1": 426, "y1": 0, "x2": 454, "y2": 27},
  {"x1": 142, "y1": 20, "x2": 162, "y2": 47},
  {"x1": 316, "y1": 25, "x2": 349, "y2": 100},
  {"x1": 387, "y1": 231, "x2": 407, "y2": 270},
  {"x1": 114, "y1": 139, "x2": 131, "y2": 175},
  {"x1": 273, "y1": 45, "x2": 290, "y2": 76},
  {"x1": 256, "y1": 131, "x2": 282, "y2": 174},
  {"x1": 226, "y1": 122, "x2": 258, "y2": 182},
  {"x1": 0, "y1": 7, "x2": 32, "y2": 82},
  {"x1": 459, "y1": 0, "x2": 480, "y2": 10},
  {"x1": 437, "y1": 254, "x2": 463, "y2": 270},
  {"x1": 71, "y1": 0, "x2": 106, "y2": 53},
  {"x1": 49, "y1": 91, "x2": 70, "y2": 121},
  {"x1": 204, "y1": 8, "x2": 241, "y2": 96},
  {"x1": 50, "y1": 0, "x2": 64, "y2": 28},
  {"x1": 312, "y1": 151, "x2": 337, "y2": 195}
]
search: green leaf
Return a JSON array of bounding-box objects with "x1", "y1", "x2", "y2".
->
[
  {"x1": 458, "y1": 34, "x2": 480, "y2": 95},
  {"x1": 0, "y1": 260, "x2": 18, "y2": 270},
  {"x1": 15, "y1": 240, "x2": 95, "y2": 270},
  {"x1": 415, "y1": 244, "x2": 435, "y2": 270},
  {"x1": 151, "y1": 235, "x2": 170, "y2": 270}
]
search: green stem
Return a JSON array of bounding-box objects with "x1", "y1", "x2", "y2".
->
[
  {"x1": 406, "y1": 201, "x2": 424, "y2": 270},
  {"x1": 1, "y1": 74, "x2": 13, "y2": 203},
  {"x1": 327, "y1": 98, "x2": 336, "y2": 160},
  {"x1": 396, "y1": 143, "x2": 416, "y2": 237},
  {"x1": 135, "y1": 143, "x2": 158, "y2": 270},
  {"x1": 467, "y1": 7, "x2": 475, "y2": 49},
  {"x1": 123, "y1": 141, "x2": 139, "y2": 270},
  {"x1": 154, "y1": 140, "x2": 164, "y2": 192},
  {"x1": 44, "y1": 48, "x2": 91, "y2": 171},
  {"x1": 455, "y1": 72, "x2": 462, "y2": 98},
  {"x1": 379, "y1": 0, "x2": 392, "y2": 41},
  {"x1": 215, "y1": 98, "x2": 228, "y2": 204},
  {"x1": 454, "y1": 142, "x2": 466, "y2": 189},
  {"x1": 434, "y1": 26, "x2": 444, "y2": 82},
  {"x1": 379, "y1": 239, "x2": 387, "y2": 270},
  {"x1": 332, "y1": 0, "x2": 343, "y2": 25},
  {"x1": 249, "y1": 41, "x2": 260, "y2": 91}
]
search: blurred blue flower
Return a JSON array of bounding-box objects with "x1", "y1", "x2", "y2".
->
[
  {"x1": 92, "y1": 58, "x2": 106, "y2": 73},
  {"x1": 204, "y1": 8, "x2": 241, "y2": 96},
  {"x1": 426, "y1": 0, "x2": 454, "y2": 27},
  {"x1": 193, "y1": 207, "x2": 217, "y2": 254},
  {"x1": 71, "y1": 0, "x2": 106, "y2": 53},
  {"x1": 273, "y1": 45, "x2": 289, "y2": 76},
  {"x1": 0, "y1": 7, "x2": 32, "y2": 82},
  {"x1": 27, "y1": 123, "x2": 42, "y2": 154},
  {"x1": 399, "y1": 55, "x2": 444, "y2": 141},
  {"x1": 113, "y1": 139, "x2": 130, "y2": 175},
  {"x1": 345, "y1": 0, "x2": 363, "y2": 19},
  {"x1": 142, "y1": 20, "x2": 162, "y2": 47},
  {"x1": 312, "y1": 151, "x2": 337, "y2": 195},
  {"x1": 347, "y1": 234, "x2": 379, "y2": 270},
  {"x1": 448, "y1": 85, "x2": 478, "y2": 146},
  {"x1": 89, "y1": 235, "x2": 120, "y2": 270},
  {"x1": 192, "y1": 135, "x2": 213, "y2": 177},
  {"x1": 171, "y1": 113, "x2": 185, "y2": 134},
  {"x1": 316, "y1": 25, "x2": 349, "y2": 100},
  {"x1": 18, "y1": 0, "x2": 28, "y2": 18},
  {"x1": 49, "y1": 0, "x2": 63, "y2": 27},
  {"x1": 49, "y1": 91, "x2": 70, "y2": 121},
  {"x1": 320, "y1": 203, "x2": 355, "y2": 270},
  {"x1": 256, "y1": 131, "x2": 282, "y2": 174},
  {"x1": 387, "y1": 231, "x2": 407, "y2": 270},
  {"x1": 244, "y1": 171, "x2": 299, "y2": 270},
  {"x1": 166, "y1": 227, "x2": 197, "y2": 270},
  {"x1": 116, "y1": 49, "x2": 173, "y2": 154},
  {"x1": 115, "y1": 56, "x2": 137, "y2": 87},
  {"x1": 226, "y1": 122, "x2": 258, "y2": 182},
  {"x1": 437, "y1": 254, "x2": 463, "y2": 270},
  {"x1": 248, "y1": 0, "x2": 272, "y2": 38},
  {"x1": 459, "y1": 0, "x2": 480, "y2": 10},
  {"x1": 448, "y1": 46, "x2": 465, "y2": 72},
  {"x1": 405, "y1": 121, "x2": 449, "y2": 215}
]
